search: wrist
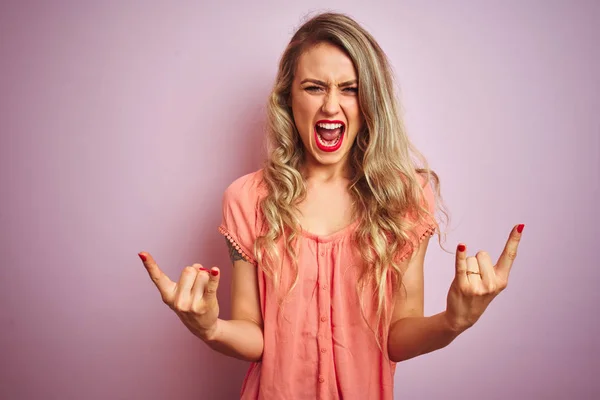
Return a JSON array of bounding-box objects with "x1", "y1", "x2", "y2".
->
[
  {"x1": 198, "y1": 319, "x2": 221, "y2": 342},
  {"x1": 442, "y1": 310, "x2": 470, "y2": 333}
]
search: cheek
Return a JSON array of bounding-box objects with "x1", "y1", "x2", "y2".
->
[
  {"x1": 292, "y1": 97, "x2": 319, "y2": 132},
  {"x1": 291, "y1": 106, "x2": 311, "y2": 145},
  {"x1": 294, "y1": 96, "x2": 319, "y2": 120},
  {"x1": 341, "y1": 96, "x2": 360, "y2": 114},
  {"x1": 342, "y1": 100, "x2": 363, "y2": 131}
]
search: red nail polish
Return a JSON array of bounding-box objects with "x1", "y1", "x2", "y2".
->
[
  {"x1": 138, "y1": 253, "x2": 147, "y2": 262},
  {"x1": 457, "y1": 244, "x2": 466, "y2": 252},
  {"x1": 210, "y1": 270, "x2": 219, "y2": 276},
  {"x1": 517, "y1": 224, "x2": 525, "y2": 233},
  {"x1": 198, "y1": 267, "x2": 207, "y2": 271}
]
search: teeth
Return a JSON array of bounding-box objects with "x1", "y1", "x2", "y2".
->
[{"x1": 316, "y1": 122, "x2": 343, "y2": 130}]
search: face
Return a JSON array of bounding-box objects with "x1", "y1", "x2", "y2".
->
[{"x1": 290, "y1": 42, "x2": 363, "y2": 173}]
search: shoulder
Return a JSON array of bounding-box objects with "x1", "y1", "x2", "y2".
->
[
  {"x1": 223, "y1": 169, "x2": 267, "y2": 200},
  {"x1": 219, "y1": 170, "x2": 266, "y2": 263},
  {"x1": 220, "y1": 169, "x2": 266, "y2": 241},
  {"x1": 221, "y1": 169, "x2": 267, "y2": 218},
  {"x1": 415, "y1": 170, "x2": 432, "y2": 189},
  {"x1": 414, "y1": 170, "x2": 436, "y2": 213}
]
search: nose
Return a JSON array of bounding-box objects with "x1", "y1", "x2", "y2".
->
[{"x1": 321, "y1": 91, "x2": 341, "y2": 115}]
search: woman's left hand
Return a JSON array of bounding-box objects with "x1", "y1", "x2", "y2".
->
[{"x1": 444, "y1": 224, "x2": 524, "y2": 332}]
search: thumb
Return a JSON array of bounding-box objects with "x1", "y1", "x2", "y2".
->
[{"x1": 204, "y1": 267, "x2": 221, "y2": 300}]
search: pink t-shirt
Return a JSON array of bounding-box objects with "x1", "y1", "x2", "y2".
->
[{"x1": 219, "y1": 169, "x2": 436, "y2": 400}]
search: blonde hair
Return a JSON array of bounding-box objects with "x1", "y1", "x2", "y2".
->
[{"x1": 254, "y1": 11, "x2": 447, "y2": 346}]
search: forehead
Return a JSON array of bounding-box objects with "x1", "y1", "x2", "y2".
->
[{"x1": 295, "y1": 42, "x2": 357, "y2": 81}]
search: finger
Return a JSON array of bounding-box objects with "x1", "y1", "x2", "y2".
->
[
  {"x1": 496, "y1": 224, "x2": 524, "y2": 274},
  {"x1": 203, "y1": 267, "x2": 221, "y2": 301},
  {"x1": 455, "y1": 244, "x2": 468, "y2": 287},
  {"x1": 475, "y1": 251, "x2": 495, "y2": 287},
  {"x1": 176, "y1": 266, "x2": 198, "y2": 297},
  {"x1": 139, "y1": 252, "x2": 176, "y2": 297},
  {"x1": 466, "y1": 256, "x2": 482, "y2": 284},
  {"x1": 191, "y1": 263, "x2": 210, "y2": 299}
]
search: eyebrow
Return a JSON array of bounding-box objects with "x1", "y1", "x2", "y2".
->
[{"x1": 300, "y1": 78, "x2": 357, "y2": 87}]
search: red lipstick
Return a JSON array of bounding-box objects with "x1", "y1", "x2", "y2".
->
[{"x1": 314, "y1": 119, "x2": 345, "y2": 152}]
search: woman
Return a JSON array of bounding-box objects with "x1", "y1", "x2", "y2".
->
[{"x1": 139, "y1": 12, "x2": 524, "y2": 399}]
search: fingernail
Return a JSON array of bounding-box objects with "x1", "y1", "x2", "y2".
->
[
  {"x1": 138, "y1": 253, "x2": 147, "y2": 262},
  {"x1": 517, "y1": 224, "x2": 525, "y2": 233},
  {"x1": 457, "y1": 244, "x2": 466, "y2": 252},
  {"x1": 199, "y1": 267, "x2": 208, "y2": 271},
  {"x1": 210, "y1": 269, "x2": 219, "y2": 276}
]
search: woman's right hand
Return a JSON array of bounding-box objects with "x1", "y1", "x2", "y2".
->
[{"x1": 138, "y1": 252, "x2": 221, "y2": 341}]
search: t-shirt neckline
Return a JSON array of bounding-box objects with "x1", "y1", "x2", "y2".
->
[{"x1": 298, "y1": 218, "x2": 360, "y2": 243}]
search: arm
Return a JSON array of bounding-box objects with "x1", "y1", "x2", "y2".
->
[
  {"x1": 201, "y1": 241, "x2": 264, "y2": 362},
  {"x1": 388, "y1": 224, "x2": 525, "y2": 362},
  {"x1": 387, "y1": 237, "x2": 462, "y2": 362}
]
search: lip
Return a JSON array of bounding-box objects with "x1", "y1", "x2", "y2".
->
[
  {"x1": 315, "y1": 119, "x2": 346, "y2": 126},
  {"x1": 314, "y1": 119, "x2": 345, "y2": 153}
]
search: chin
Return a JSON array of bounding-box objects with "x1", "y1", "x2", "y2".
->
[{"x1": 312, "y1": 146, "x2": 350, "y2": 165}]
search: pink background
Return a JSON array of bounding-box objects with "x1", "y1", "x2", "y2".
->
[{"x1": 1, "y1": 1, "x2": 598, "y2": 399}]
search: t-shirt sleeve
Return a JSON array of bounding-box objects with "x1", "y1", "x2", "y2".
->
[
  {"x1": 218, "y1": 173, "x2": 261, "y2": 265},
  {"x1": 398, "y1": 174, "x2": 438, "y2": 261},
  {"x1": 415, "y1": 175, "x2": 437, "y2": 238}
]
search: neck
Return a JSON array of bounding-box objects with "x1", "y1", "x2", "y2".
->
[{"x1": 300, "y1": 159, "x2": 353, "y2": 183}]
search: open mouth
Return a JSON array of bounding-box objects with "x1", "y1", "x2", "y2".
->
[{"x1": 314, "y1": 121, "x2": 345, "y2": 152}]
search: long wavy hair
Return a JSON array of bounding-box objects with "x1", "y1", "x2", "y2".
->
[{"x1": 254, "y1": 11, "x2": 447, "y2": 345}]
